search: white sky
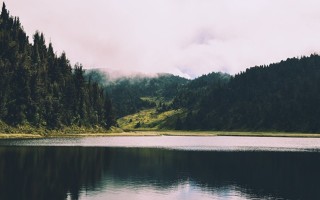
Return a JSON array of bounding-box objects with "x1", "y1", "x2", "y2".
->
[{"x1": 6, "y1": 0, "x2": 320, "y2": 78}]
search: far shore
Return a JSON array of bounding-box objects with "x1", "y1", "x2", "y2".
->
[{"x1": 0, "y1": 130, "x2": 320, "y2": 139}]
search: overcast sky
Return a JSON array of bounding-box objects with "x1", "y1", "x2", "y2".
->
[{"x1": 6, "y1": 0, "x2": 320, "y2": 78}]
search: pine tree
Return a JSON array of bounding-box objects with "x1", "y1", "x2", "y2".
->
[
  {"x1": 0, "y1": 4, "x2": 116, "y2": 129},
  {"x1": 0, "y1": 3, "x2": 9, "y2": 22}
]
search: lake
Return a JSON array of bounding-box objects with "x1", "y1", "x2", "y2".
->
[{"x1": 1, "y1": 136, "x2": 320, "y2": 200}]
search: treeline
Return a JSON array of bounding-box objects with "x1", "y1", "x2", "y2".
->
[
  {"x1": 0, "y1": 3, "x2": 115, "y2": 129},
  {"x1": 175, "y1": 54, "x2": 320, "y2": 132}
]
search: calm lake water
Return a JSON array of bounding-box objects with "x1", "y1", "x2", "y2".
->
[{"x1": 1, "y1": 136, "x2": 320, "y2": 200}]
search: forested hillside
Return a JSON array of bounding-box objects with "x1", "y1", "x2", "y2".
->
[
  {"x1": 0, "y1": 3, "x2": 115, "y2": 129},
  {"x1": 2, "y1": 2, "x2": 319, "y2": 133},
  {"x1": 172, "y1": 72, "x2": 230, "y2": 109},
  {"x1": 86, "y1": 54, "x2": 320, "y2": 133},
  {"x1": 175, "y1": 55, "x2": 320, "y2": 132},
  {"x1": 86, "y1": 70, "x2": 189, "y2": 118}
]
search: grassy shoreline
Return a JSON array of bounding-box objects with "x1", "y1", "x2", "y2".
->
[{"x1": 0, "y1": 130, "x2": 320, "y2": 139}]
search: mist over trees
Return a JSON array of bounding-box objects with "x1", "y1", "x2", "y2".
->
[
  {"x1": 85, "y1": 70, "x2": 189, "y2": 118},
  {"x1": 0, "y1": 3, "x2": 115, "y2": 129},
  {"x1": 83, "y1": 48, "x2": 320, "y2": 133},
  {"x1": 1, "y1": 2, "x2": 320, "y2": 133}
]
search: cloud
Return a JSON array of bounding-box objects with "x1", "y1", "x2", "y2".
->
[{"x1": 7, "y1": 0, "x2": 320, "y2": 78}]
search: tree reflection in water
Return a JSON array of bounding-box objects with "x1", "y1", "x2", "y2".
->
[{"x1": 0, "y1": 147, "x2": 320, "y2": 200}]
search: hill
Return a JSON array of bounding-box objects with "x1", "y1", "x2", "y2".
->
[
  {"x1": 85, "y1": 70, "x2": 189, "y2": 118},
  {"x1": 87, "y1": 54, "x2": 320, "y2": 133},
  {"x1": 172, "y1": 72, "x2": 230, "y2": 109},
  {"x1": 175, "y1": 54, "x2": 320, "y2": 132}
]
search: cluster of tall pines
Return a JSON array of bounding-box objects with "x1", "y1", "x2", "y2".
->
[
  {"x1": 0, "y1": 3, "x2": 115, "y2": 129},
  {"x1": 174, "y1": 55, "x2": 320, "y2": 132}
]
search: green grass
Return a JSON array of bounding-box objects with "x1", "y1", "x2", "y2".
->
[
  {"x1": 117, "y1": 108, "x2": 184, "y2": 130},
  {"x1": 1, "y1": 119, "x2": 320, "y2": 139},
  {"x1": 140, "y1": 96, "x2": 172, "y2": 105},
  {"x1": 0, "y1": 129, "x2": 320, "y2": 139},
  {"x1": 0, "y1": 120, "x2": 122, "y2": 139}
]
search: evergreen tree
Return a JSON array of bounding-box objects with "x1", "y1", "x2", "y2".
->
[
  {"x1": 0, "y1": 2, "x2": 9, "y2": 22},
  {"x1": 0, "y1": 3, "x2": 116, "y2": 129}
]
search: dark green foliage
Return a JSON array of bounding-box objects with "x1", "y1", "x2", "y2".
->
[
  {"x1": 0, "y1": 3, "x2": 115, "y2": 129},
  {"x1": 107, "y1": 73, "x2": 188, "y2": 118},
  {"x1": 175, "y1": 117, "x2": 182, "y2": 130},
  {"x1": 134, "y1": 121, "x2": 141, "y2": 128},
  {"x1": 86, "y1": 71, "x2": 189, "y2": 118},
  {"x1": 173, "y1": 72, "x2": 230, "y2": 109},
  {"x1": 176, "y1": 55, "x2": 320, "y2": 132}
]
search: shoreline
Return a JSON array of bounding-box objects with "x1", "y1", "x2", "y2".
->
[{"x1": 0, "y1": 131, "x2": 320, "y2": 139}]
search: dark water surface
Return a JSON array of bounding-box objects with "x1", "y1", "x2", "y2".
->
[{"x1": 1, "y1": 136, "x2": 320, "y2": 200}]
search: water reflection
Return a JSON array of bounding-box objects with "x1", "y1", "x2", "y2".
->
[{"x1": 0, "y1": 147, "x2": 320, "y2": 200}]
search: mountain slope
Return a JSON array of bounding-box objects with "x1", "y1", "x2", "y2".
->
[
  {"x1": 172, "y1": 72, "x2": 231, "y2": 109},
  {"x1": 86, "y1": 70, "x2": 189, "y2": 118},
  {"x1": 176, "y1": 54, "x2": 320, "y2": 132}
]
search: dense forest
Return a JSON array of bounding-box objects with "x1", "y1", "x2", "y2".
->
[
  {"x1": 0, "y1": 3, "x2": 115, "y2": 129},
  {"x1": 84, "y1": 51, "x2": 320, "y2": 133},
  {"x1": 172, "y1": 72, "x2": 230, "y2": 109},
  {"x1": 103, "y1": 54, "x2": 320, "y2": 133},
  {"x1": 2, "y1": 2, "x2": 320, "y2": 133},
  {"x1": 175, "y1": 55, "x2": 320, "y2": 132}
]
